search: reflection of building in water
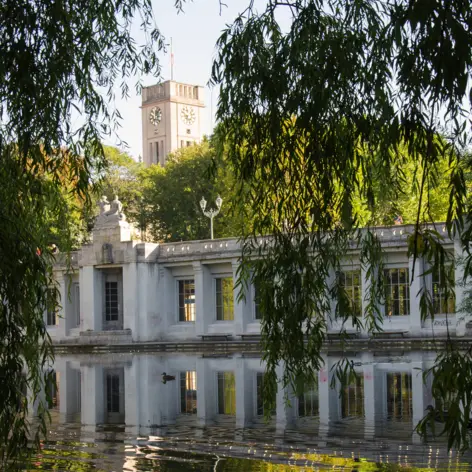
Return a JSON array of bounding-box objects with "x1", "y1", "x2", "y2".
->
[
  {"x1": 36, "y1": 350, "x2": 471, "y2": 471},
  {"x1": 43, "y1": 351, "x2": 439, "y2": 438},
  {"x1": 48, "y1": 195, "x2": 466, "y2": 346}
]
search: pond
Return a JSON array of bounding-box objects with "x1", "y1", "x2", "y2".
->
[{"x1": 24, "y1": 350, "x2": 472, "y2": 471}]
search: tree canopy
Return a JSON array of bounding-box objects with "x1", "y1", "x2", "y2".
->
[
  {"x1": 211, "y1": 0, "x2": 472, "y2": 452},
  {"x1": 0, "y1": 0, "x2": 165, "y2": 466}
]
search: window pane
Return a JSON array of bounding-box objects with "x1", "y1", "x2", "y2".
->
[
  {"x1": 180, "y1": 371, "x2": 197, "y2": 414},
  {"x1": 216, "y1": 277, "x2": 234, "y2": 321},
  {"x1": 384, "y1": 268, "x2": 410, "y2": 316},
  {"x1": 179, "y1": 279, "x2": 195, "y2": 322},
  {"x1": 105, "y1": 281, "x2": 119, "y2": 321},
  {"x1": 387, "y1": 373, "x2": 412, "y2": 420},
  {"x1": 217, "y1": 372, "x2": 236, "y2": 415},
  {"x1": 298, "y1": 378, "x2": 319, "y2": 417},
  {"x1": 341, "y1": 375, "x2": 364, "y2": 418},
  {"x1": 432, "y1": 264, "x2": 455, "y2": 315},
  {"x1": 46, "y1": 288, "x2": 57, "y2": 326},
  {"x1": 340, "y1": 270, "x2": 362, "y2": 315}
]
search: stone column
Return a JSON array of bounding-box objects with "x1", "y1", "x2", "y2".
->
[
  {"x1": 411, "y1": 359, "x2": 432, "y2": 444},
  {"x1": 455, "y1": 237, "x2": 467, "y2": 336},
  {"x1": 56, "y1": 274, "x2": 68, "y2": 339},
  {"x1": 123, "y1": 263, "x2": 139, "y2": 339},
  {"x1": 360, "y1": 263, "x2": 378, "y2": 336},
  {"x1": 137, "y1": 263, "x2": 160, "y2": 342},
  {"x1": 80, "y1": 266, "x2": 102, "y2": 331},
  {"x1": 275, "y1": 363, "x2": 295, "y2": 430},
  {"x1": 409, "y1": 255, "x2": 424, "y2": 335},
  {"x1": 193, "y1": 262, "x2": 212, "y2": 336},
  {"x1": 232, "y1": 259, "x2": 251, "y2": 335},
  {"x1": 80, "y1": 365, "x2": 104, "y2": 429},
  {"x1": 196, "y1": 357, "x2": 216, "y2": 426},
  {"x1": 125, "y1": 359, "x2": 139, "y2": 435},
  {"x1": 236, "y1": 356, "x2": 253, "y2": 428},
  {"x1": 59, "y1": 361, "x2": 81, "y2": 416},
  {"x1": 318, "y1": 355, "x2": 339, "y2": 425},
  {"x1": 157, "y1": 266, "x2": 175, "y2": 337},
  {"x1": 363, "y1": 353, "x2": 382, "y2": 440}
]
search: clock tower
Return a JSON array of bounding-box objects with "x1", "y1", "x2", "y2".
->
[{"x1": 141, "y1": 80, "x2": 205, "y2": 167}]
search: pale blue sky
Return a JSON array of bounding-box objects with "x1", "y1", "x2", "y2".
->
[{"x1": 106, "y1": 0, "x2": 265, "y2": 159}]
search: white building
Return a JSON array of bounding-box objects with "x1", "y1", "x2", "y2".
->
[
  {"x1": 48, "y1": 197, "x2": 469, "y2": 345},
  {"x1": 141, "y1": 80, "x2": 205, "y2": 166}
]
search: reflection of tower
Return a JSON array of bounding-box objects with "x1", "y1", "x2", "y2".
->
[{"x1": 141, "y1": 80, "x2": 205, "y2": 167}]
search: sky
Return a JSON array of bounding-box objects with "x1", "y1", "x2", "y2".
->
[{"x1": 106, "y1": 0, "x2": 265, "y2": 160}]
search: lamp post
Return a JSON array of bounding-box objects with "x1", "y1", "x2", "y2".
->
[{"x1": 200, "y1": 195, "x2": 223, "y2": 240}]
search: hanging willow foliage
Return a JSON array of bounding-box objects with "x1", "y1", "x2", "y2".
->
[
  {"x1": 0, "y1": 0, "x2": 170, "y2": 467},
  {"x1": 212, "y1": 0, "x2": 472, "y2": 451}
]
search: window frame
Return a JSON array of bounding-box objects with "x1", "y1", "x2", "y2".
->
[
  {"x1": 339, "y1": 268, "x2": 362, "y2": 317},
  {"x1": 176, "y1": 278, "x2": 196, "y2": 323},
  {"x1": 46, "y1": 288, "x2": 57, "y2": 327},
  {"x1": 214, "y1": 276, "x2": 234, "y2": 322},
  {"x1": 216, "y1": 371, "x2": 236, "y2": 416},
  {"x1": 179, "y1": 371, "x2": 197, "y2": 415},
  {"x1": 431, "y1": 263, "x2": 455, "y2": 316},
  {"x1": 383, "y1": 266, "x2": 410, "y2": 317}
]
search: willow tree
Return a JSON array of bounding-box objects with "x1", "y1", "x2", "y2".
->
[
  {"x1": 212, "y1": 0, "x2": 472, "y2": 451},
  {"x1": 0, "y1": 0, "x2": 167, "y2": 467}
]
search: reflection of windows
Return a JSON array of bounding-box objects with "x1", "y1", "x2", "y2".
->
[
  {"x1": 256, "y1": 373, "x2": 275, "y2": 417},
  {"x1": 298, "y1": 379, "x2": 319, "y2": 417},
  {"x1": 432, "y1": 265, "x2": 455, "y2": 315},
  {"x1": 180, "y1": 371, "x2": 197, "y2": 414},
  {"x1": 387, "y1": 373, "x2": 412, "y2": 420},
  {"x1": 384, "y1": 268, "x2": 410, "y2": 316},
  {"x1": 342, "y1": 375, "x2": 364, "y2": 418},
  {"x1": 340, "y1": 270, "x2": 362, "y2": 315},
  {"x1": 46, "y1": 288, "x2": 57, "y2": 326},
  {"x1": 178, "y1": 279, "x2": 195, "y2": 322},
  {"x1": 105, "y1": 281, "x2": 119, "y2": 321},
  {"x1": 216, "y1": 277, "x2": 234, "y2": 321},
  {"x1": 74, "y1": 283, "x2": 80, "y2": 326},
  {"x1": 46, "y1": 370, "x2": 59, "y2": 409},
  {"x1": 106, "y1": 373, "x2": 120, "y2": 413},
  {"x1": 217, "y1": 372, "x2": 236, "y2": 415}
]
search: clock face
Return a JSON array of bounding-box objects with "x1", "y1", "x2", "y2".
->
[
  {"x1": 181, "y1": 106, "x2": 196, "y2": 125},
  {"x1": 149, "y1": 106, "x2": 162, "y2": 126}
]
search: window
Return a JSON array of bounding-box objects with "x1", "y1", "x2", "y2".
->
[
  {"x1": 340, "y1": 270, "x2": 362, "y2": 315},
  {"x1": 178, "y1": 279, "x2": 195, "y2": 322},
  {"x1": 74, "y1": 283, "x2": 80, "y2": 326},
  {"x1": 217, "y1": 372, "x2": 236, "y2": 415},
  {"x1": 216, "y1": 277, "x2": 234, "y2": 321},
  {"x1": 106, "y1": 372, "x2": 121, "y2": 413},
  {"x1": 180, "y1": 371, "x2": 197, "y2": 414},
  {"x1": 256, "y1": 372, "x2": 275, "y2": 417},
  {"x1": 387, "y1": 373, "x2": 412, "y2": 420},
  {"x1": 432, "y1": 265, "x2": 455, "y2": 315},
  {"x1": 181, "y1": 140, "x2": 184, "y2": 148},
  {"x1": 46, "y1": 370, "x2": 59, "y2": 409},
  {"x1": 384, "y1": 268, "x2": 410, "y2": 316},
  {"x1": 46, "y1": 288, "x2": 57, "y2": 326},
  {"x1": 105, "y1": 281, "x2": 119, "y2": 321},
  {"x1": 341, "y1": 375, "x2": 364, "y2": 418},
  {"x1": 298, "y1": 379, "x2": 319, "y2": 417},
  {"x1": 155, "y1": 141, "x2": 159, "y2": 163},
  {"x1": 186, "y1": 141, "x2": 191, "y2": 147}
]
